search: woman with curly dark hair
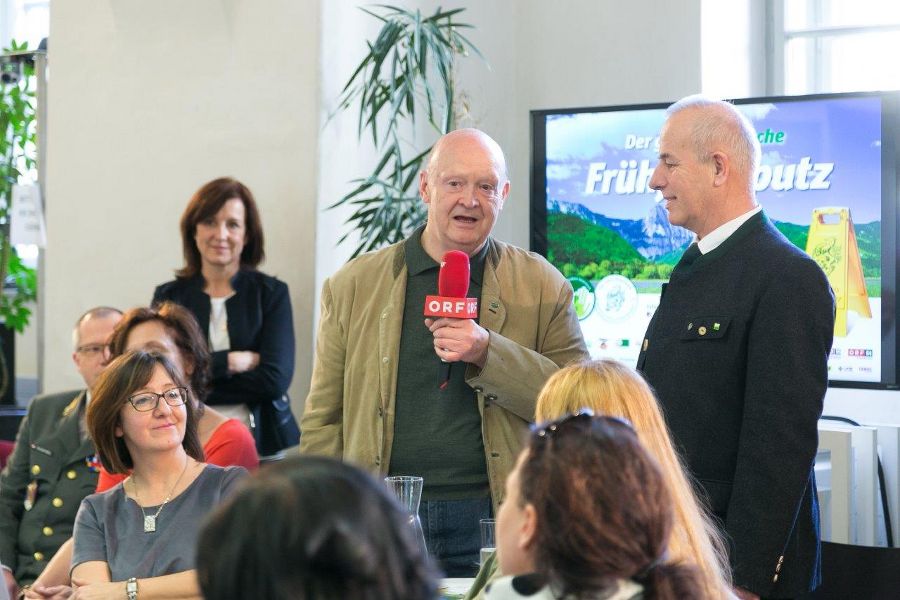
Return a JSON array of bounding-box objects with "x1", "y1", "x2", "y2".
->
[
  {"x1": 488, "y1": 412, "x2": 707, "y2": 600},
  {"x1": 197, "y1": 455, "x2": 440, "y2": 600}
]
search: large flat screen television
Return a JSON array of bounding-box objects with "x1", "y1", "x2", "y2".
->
[{"x1": 531, "y1": 92, "x2": 900, "y2": 389}]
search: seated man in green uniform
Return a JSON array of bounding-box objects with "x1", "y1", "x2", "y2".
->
[{"x1": 1, "y1": 307, "x2": 122, "y2": 599}]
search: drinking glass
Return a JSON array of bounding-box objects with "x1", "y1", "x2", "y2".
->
[
  {"x1": 385, "y1": 475, "x2": 428, "y2": 556},
  {"x1": 479, "y1": 517, "x2": 496, "y2": 565}
]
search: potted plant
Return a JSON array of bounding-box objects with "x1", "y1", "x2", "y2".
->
[
  {"x1": 0, "y1": 40, "x2": 40, "y2": 401},
  {"x1": 329, "y1": 4, "x2": 485, "y2": 258}
]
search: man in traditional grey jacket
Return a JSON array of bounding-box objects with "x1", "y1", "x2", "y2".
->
[
  {"x1": 301, "y1": 129, "x2": 587, "y2": 576},
  {"x1": 638, "y1": 96, "x2": 834, "y2": 599}
]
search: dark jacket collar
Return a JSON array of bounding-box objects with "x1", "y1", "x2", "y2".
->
[
  {"x1": 691, "y1": 210, "x2": 768, "y2": 270},
  {"x1": 180, "y1": 269, "x2": 252, "y2": 295},
  {"x1": 397, "y1": 225, "x2": 493, "y2": 284}
]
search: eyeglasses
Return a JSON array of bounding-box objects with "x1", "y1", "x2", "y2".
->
[
  {"x1": 127, "y1": 387, "x2": 188, "y2": 412},
  {"x1": 531, "y1": 409, "x2": 634, "y2": 441},
  {"x1": 76, "y1": 343, "x2": 109, "y2": 356}
]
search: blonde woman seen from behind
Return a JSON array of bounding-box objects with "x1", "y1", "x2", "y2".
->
[{"x1": 467, "y1": 359, "x2": 732, "y2": 599}]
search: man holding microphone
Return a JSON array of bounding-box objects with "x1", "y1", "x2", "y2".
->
[{"x1": 301, "y1": 128, "x2": 587, "y2": 575}]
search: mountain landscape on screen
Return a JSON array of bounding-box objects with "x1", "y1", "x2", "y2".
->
[{"x1": 547, "y1": 199, "x2": 881, "y2": 283}]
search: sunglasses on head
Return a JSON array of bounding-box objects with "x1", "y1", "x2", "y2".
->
[{"x1": 531, "y1": 409, "x2": 635, "y2": 442}]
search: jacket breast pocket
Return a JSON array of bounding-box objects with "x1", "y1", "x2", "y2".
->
[{"x1": 679, "y1": 316, "x2": 731, "y2": 341}]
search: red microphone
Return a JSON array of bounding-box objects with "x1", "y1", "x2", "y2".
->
[
  {"x1": 439, "y1": 250, "x2": 470, "y2": 298},
  {"x1": 425, "y1": 251, "x2": 478, "y2": 319},
  {"x1": 425, "y1": 251, "x2": 479, "y2": 389}
]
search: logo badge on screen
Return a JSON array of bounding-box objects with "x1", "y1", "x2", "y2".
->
[
  {"x1": 594, "y1": 275, "x2": 638, "y2": 323},
  {"x1": 567, "y1": 277, "x2": 596, "y2": 321}
]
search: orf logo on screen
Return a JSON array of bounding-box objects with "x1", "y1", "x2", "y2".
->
[{"x1": 424, "y1": 295, "x2": 479, "y2": 319}]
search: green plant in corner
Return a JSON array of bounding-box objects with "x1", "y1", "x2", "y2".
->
[
  {"x1": 329, "y1": 4, "x2": 485, "y2": 258},
  {"x1": 0, "y1": 39, "x2": 38, "y2": 335}
]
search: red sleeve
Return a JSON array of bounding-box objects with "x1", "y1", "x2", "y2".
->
[
  {"x1": 95, "y1": 467, "x2": 127, "y2": 493},
  {"x1": 204, "y1": 419, "x2": 260, "y2": 471}
]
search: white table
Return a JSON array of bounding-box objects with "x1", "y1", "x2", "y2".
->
[{"x1": 441, "y1": 577, "x2": 475, "y2": 597}]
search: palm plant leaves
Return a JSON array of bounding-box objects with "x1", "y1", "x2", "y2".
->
[
  {"x1": 329, "y1": 4, "x2": 484, "y2": 258},
  {"x1": 0, "y1": 40, "x2": 39, "y2": 333}
]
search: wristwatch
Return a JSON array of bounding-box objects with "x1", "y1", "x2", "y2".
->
[{"x1": 126, "y1": 577, "x2": 139, "y2": 600}]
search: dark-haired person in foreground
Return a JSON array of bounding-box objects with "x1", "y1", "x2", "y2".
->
[
  {"x1": 489, "y1": 412, "x2": 707, "y2": 599},
  {"x1": 69, "y1": 350, "x2": 246, "y2": 599},
  {"x1": 197, "y1": 455, "x2": 439, "y2": 600},
  {"x1": 154, "y1": 177, "x2": 297, "y2": 460},
  {"x1": 638, "y1": 95, "x2": 834, "y2": 599},
  {"x1": 301, "y1": 129, "x2": 588, "y2": 575},
  {"x1": 1, "y1": 307, "x2": 122, "y2": 599}
]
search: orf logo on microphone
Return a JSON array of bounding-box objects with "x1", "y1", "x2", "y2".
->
[{"x1": 424, "y1": 295, "x2": 479, "y2": 319}]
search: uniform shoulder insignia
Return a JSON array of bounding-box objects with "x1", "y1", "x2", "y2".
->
[{"x1": 61, "y1": 392, "x2": 85, "y2": 418}]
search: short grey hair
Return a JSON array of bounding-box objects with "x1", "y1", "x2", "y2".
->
[
  {"x1": 667, "y1": 94, "x2": 761, "y2": 195},
  {"x1": 72, "y1": 306, "x2": 122, "y2": 349}
]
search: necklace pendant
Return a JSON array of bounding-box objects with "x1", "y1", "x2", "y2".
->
[{"x1": 143, "y1": 515, "x2": 157, "y2": 533}]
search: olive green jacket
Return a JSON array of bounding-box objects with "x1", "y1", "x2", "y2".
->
[
  {"x1": 300, "y1": 237, "x2": 588, "y2": 510},
  {"x1": 0, "y1": 391, "x2": 98, "y2": 584}
]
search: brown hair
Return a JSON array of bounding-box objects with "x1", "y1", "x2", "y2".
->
[
  {"x1": 108, "y1": 303, "x2": 211, "y2": 402},
  {"x1": 177, "y1": 177, "x2": 265, "y2": 278},
  {"x1": 534, "y1": 359, "x2": 731, "y2": 597},
  {"x1": 520, "y1": 414, "x2": 706, "y2": 600},
  {"x1": 88, "y1": 349, "x2": 204, "y2": 474},
  {"x1": 197, "y1": 456, "x2": 439, "y2": 600}
]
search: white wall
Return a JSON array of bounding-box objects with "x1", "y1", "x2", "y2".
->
[
  {"x1": 44, "y1": 0, "x2": 319, "y2": 415},
  {"x1": 701, "y1": 0, "x2": 768, "y2": 98}
]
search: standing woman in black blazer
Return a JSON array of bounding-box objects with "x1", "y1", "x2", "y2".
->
[{"x1": 153, "y1": 177, "x2": 297, "y2": 460}]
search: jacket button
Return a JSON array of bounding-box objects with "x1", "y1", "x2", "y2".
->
[
  {"x1": 66, "y1": 470, "x2": 77, "y2": 480},
  {"x1": 52, "y1": 497, "x2": 63, "y2": 508},
  {"x1": 486, "y1": 394, "x2": 497, "y2": 401},
  {"x1": 377, "y1": 407, "x2": 384, "y2": 417},
  {"x1": 42, "y1": 526, "x2": 53, "y2": 536},
  {"x1": 34, "y1": 552, "x2": 44, "y2": 561},
  {"x1": 473, "y1": 386, "x2": 483, "y2": 394},
  {"x1": 31, "y1": 465, "x2": 40, "y2": 475},
  {"x1": 374, "y1": 457, "x2": 381, "y2": 466},
  {"x1": 382, "y1": 357, "x2": 389, "y2": 364}
]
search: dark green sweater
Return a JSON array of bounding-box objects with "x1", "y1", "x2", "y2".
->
[{"x1": 388, "y1": 228, "x2": 490, "y2": 500}]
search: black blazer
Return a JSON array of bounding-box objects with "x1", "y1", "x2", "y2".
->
[
  {"x1": 638, "y1": 213, "x2": 835, "y2": 598},
  {"x1": 153, "y1": 270, "x2": 295, "y2": 408}
]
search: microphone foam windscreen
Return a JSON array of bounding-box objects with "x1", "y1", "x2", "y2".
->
[{"x1": 438, "y1": 250, "x2": 470, "y2": 297}]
